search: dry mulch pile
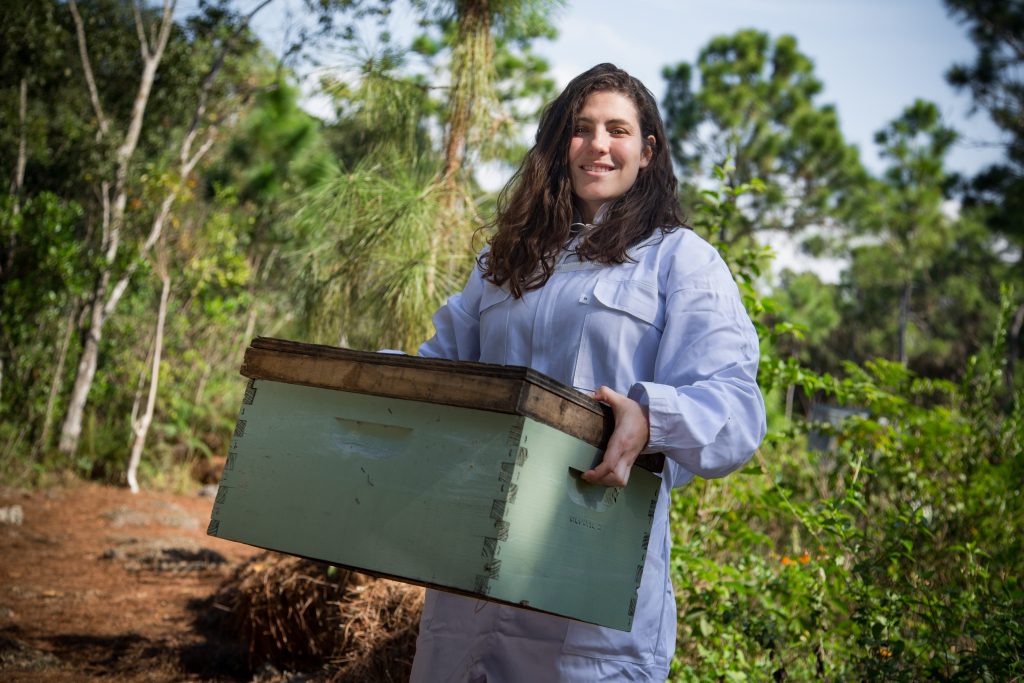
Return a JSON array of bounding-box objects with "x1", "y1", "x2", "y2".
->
[
  {"x1": 0, "y1": 482, "x2": 423, "y2": 682},
  {"x1": 211, "y1": 553, "x2": 422, "y2": 682}
]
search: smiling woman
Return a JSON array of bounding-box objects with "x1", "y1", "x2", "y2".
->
[
  {"x1": 410, "y1": 63, "x2": 767, "y2": 682},
  {"x1": 480, "y1": 64, "x2": 687, "y2": 298},
  {"x1": 569, "y1": 91, "x2": 655, "y2": 222}
]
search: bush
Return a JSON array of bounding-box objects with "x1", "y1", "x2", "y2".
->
[{"x1": 669, "y1": 173, "x2": 1024, "y2": 680}]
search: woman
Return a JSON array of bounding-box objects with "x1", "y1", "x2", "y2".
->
[{"x1": 411, "y1": 63, "x2": 766, "y2": 682}]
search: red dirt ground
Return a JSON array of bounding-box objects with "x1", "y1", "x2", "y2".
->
[{"x1": 0, "y1": 481, "x2": 264, "y2": 681}]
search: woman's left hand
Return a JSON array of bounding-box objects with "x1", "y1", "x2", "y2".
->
[{"x1": 582, "y1": 385, "x2": 650, "y2": 488}]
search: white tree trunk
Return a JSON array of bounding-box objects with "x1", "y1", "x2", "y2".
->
[
  {"x1": 38, "y1": 305, "x2": 78, "y2": 452},
  {"x1": 58, "y1": 0, "x2": 270, "y2": 457},
  {"x1": 127, "y1": 271, "x2": 171, "y2": 494},
  {"x1": 58, "y1": 0, "x2": 176, "y2": 457},
  {"x1": 11, "y1": 76, "x2": 27, "y2": 200},
  {"x1": 241, "y1": 304, "x2": 258, "y2": 354},
  {"x1": 58, "y1": 281, "x2": 108, "y2": 454}
]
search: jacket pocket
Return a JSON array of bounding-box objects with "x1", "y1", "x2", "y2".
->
[
  {"x1": 591, "y1": 279, "x2": 660, "y2": 327},
  {"x1": 573, "y1": 280, "x2": 661, "y2": 393}
]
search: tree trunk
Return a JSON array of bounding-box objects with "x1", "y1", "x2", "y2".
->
[
  {"x1": 241, "y1": 304, "x2": 258, "y2": 355},
  {"x1": 431, "y1": 0, "x2": 493, "y2": 300},
  {"x1": 10, "y1": 76, "x2": 27, "y2": 203},
  {"x1": 127, "y1": 271, "x2": 171, "y2": 494},
  {"x1": 58, "y1": 276, "x2": 109, "y2": 454},
  {"x1": 129, "y1": 324, "x2": 155, "y2": 438},
  {"x1": 193, "y1": 364, "x2": 210, "y2": 409},
  {"x1": 898, "y1": 278, "x2": 912, "y2": 365},
  {"x1": 58, "y1": 1, "x2": 176, "y2": 456},
  {"x1": 37, "y1": 304, "x2": 78, "y2": 453},
  {"x1": 58, "y1": 0, "x2": 267, "y2": 456},
  {"x1": 1006, "y1": 302, "x2": 1024, "y2": 395},
  {"x1": 441, "y1": 0, "x2": 492, "y2": 191}
]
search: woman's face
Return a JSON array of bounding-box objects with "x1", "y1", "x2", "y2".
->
[{"x1": 568, "y1": 90, "x2": 654, "y2": 223}]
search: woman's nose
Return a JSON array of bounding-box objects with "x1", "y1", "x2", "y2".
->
[{"x1": 589, "y1": 130, "x2": 610, "y2": 153}]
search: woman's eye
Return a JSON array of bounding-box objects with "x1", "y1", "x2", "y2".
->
[
  {"x1": 610, "y1": 128, "x2": 628, "y2": 136},
  {"x1": 573, "y1": 126, "x2": 588, "y2": 135}
]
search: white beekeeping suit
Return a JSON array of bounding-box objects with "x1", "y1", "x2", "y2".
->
[{"x1": 411, "y1": 225, "x2": 766, "y2": 682}]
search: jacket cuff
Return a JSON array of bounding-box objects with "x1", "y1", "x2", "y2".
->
[{"x1": 627, "y1": 382, "x2": 670, "y2": 454}]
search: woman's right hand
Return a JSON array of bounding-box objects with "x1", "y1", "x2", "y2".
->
[{"x1": 582, "y1": 385, "x2": 650, "y2": 488}]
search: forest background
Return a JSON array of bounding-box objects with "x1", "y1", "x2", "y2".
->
[{"x1": 1, "y1": 0, "x2": 1021, "y2": 679}]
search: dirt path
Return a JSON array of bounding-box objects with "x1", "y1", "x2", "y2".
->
[{"x1": 0, "y1": 482, "x2": 262, "y2": 681}]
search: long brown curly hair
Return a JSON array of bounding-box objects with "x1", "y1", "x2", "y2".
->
[{"x1": 479, "y1": 63, "x2": 685, "y2": 297}]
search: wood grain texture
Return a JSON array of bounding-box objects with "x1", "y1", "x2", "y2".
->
[{"x1": 241, "y1": 337, "x2": 665, "y2": 473}]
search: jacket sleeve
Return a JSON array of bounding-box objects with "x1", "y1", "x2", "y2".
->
[
  {"x1": 627, "y1": 241, "x2": 766, "y2": 484},
  {"x1": 417, "y1": 263, "x2": 486, "y2": 362}
]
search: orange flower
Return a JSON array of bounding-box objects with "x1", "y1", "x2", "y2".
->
[
  {"x1": 799, "y1": 553, "x2": 811, "y2": 565},
  {"x1": 781, "y1": 555, "x2": 794, "y2": 566},
  {"x1": 878, "y1": 646, "x2": 893, "y2": 658}
]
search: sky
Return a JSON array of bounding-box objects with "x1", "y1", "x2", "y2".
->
[{"x1": 242, "y1": 0, "x2": 1005, "y2": 281}]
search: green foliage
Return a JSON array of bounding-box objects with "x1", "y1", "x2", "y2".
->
[
  {"x1": 945, "y1": 0, "x2": 1024, "y2": 246},
  {"x1": 769, "y1": 270, "x2": 841, "y2": 365},
  {"x1": 1, "y1": 7, "x2": 1021, "y2": 680},
  {"x1": 0, "y1": 0, "x2": 562, "y2": 483},
  {"x1": 0, "y1": 0, "x2": 284, "y2": 478},
  {"x1": 320, "y1": 46, "x2": 435, "y2": 168},
  {"x1": 403, "y1": 0, "x2": 562, "y2": 171},
  {"x1": 670, "y1": 170, "x2": 1024, "y2": 681},
  {"x1": 662, "y1": 30, "x2": 864, "y2": 242},
  {"x1": 210, "y1": 78, "x2": 332, "y2": 205},
  {"x1": 0, "y1": 194, "x2": 86, "y2": 424},
  {"x1": 292, "y1": 152, "x2": 470, "y2": 350},
  {"x1": 293, "y1": 1, "x2": 560, "y2": 352},
  {"x1": 824, "y1": 100, "x2": 979, "y2": 375},
  {"x1": 831, "y1": 216, "x2": 1007, "y2": 379}
]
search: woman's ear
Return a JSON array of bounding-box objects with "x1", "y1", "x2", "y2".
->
[{"x1": 640, "y1": 135, "x2": 656, "y2": 168}]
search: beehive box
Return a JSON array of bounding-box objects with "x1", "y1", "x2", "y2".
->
[{"x1": 207, "y1": 337, "x2": 663, "y2": 631}]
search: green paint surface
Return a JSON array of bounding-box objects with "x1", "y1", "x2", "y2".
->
[{"x1": 210, "y1": 379, "x2": 660, "y2": 631}]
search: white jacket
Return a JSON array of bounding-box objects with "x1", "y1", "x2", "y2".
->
[{"x1": 411, "y1": 227, "x2": 766, "y2": 682}]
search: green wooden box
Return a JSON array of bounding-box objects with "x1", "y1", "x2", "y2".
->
[{"x1": 207, "y1": 338, "x2": 662, "y2": 631}]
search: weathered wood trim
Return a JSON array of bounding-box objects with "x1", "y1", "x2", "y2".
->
[
  {"x1": 242, "y1": 347, "x2": 523, "y2": 413},
  {"x1": 242, "y1": 337, "x2": 664, "y2": 473}
]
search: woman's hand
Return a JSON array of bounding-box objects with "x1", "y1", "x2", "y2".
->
[{"x1": 582, "y1": 385, "x2": 650, "y2": 488}]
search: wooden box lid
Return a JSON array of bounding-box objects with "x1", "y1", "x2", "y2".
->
[{"x1": 241, "y1": 337, "x2": 664, "y2": 473}]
